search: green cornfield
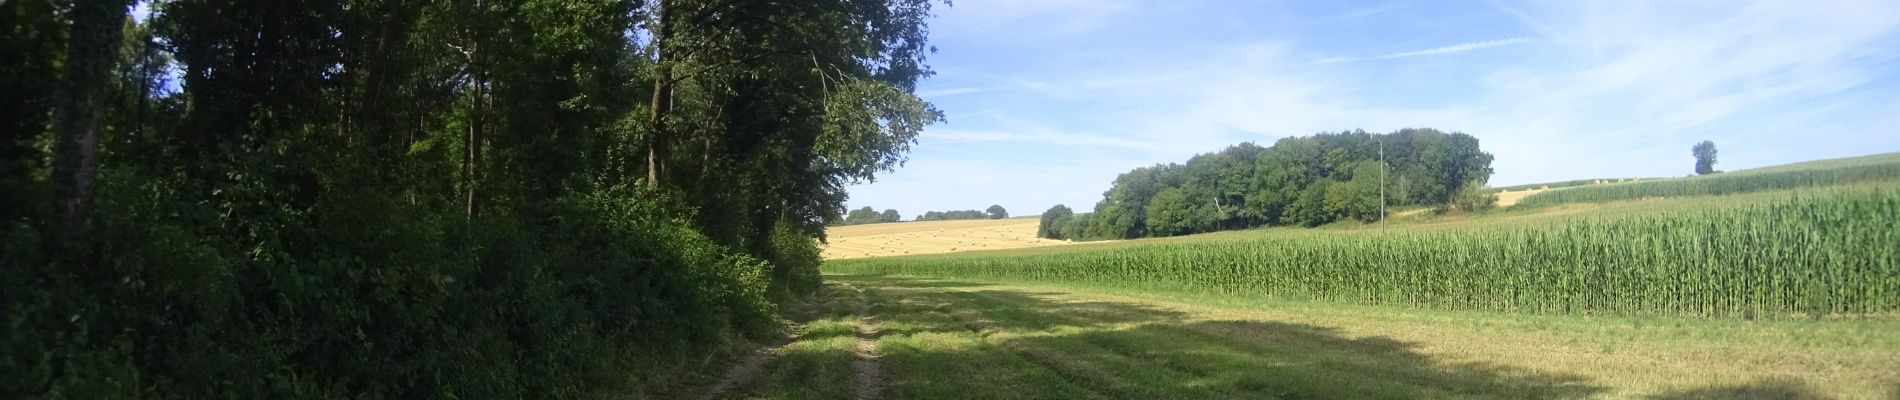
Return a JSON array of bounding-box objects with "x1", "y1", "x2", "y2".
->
[
  {"x1": 1513, "y1": 153, "x2": 1900, "y2": 208},
  {"x1": 826, "y1": 189, "x2": 1900, "y2": 318}
]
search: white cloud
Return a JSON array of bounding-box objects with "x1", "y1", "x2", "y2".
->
[
  {"x1": 1332, "y1": 2, "x2": 1412, "y2": 21},
  {"x1": 924, "y1": 127, "x2": 1151, "y2": 152},
  {"x1": 1378, "y1": 38, "x2": 1531, "y2": 58},
  {"x1": 1309, "y1": 38, "x2": 1532, "y2": 65},
  {"x1": 851, "y1": 0, "x2": 1900, "y2": 213},
  {"x1": 1466, "y1": 0, "x2": 1900, "y2": 182},
  {"x1": 916, "y1": 86, "x2": 993, "y2": 98}
]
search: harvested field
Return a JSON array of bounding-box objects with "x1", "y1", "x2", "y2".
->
[{"x1": 822, "y1": 218, "x2": 1074, "y2": 260}]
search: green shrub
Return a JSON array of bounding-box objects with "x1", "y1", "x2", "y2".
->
[{"x1": 1, "y1": 178, "x2": 793, "y2": 398}]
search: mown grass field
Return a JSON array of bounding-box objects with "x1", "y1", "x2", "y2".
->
[
  {"x1": 725, "y1": 153, "x2": 1900, "y2": 399},
  {"x1": 720, "y1": 276, "x2": 1900, "y2": 399}
]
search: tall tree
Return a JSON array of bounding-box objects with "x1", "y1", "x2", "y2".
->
[
  {"x1": 1693, "y1": 140, "x2": 1718, "y2": 175},
  {"x1": 0, "y1": 0, "x2": 68, "y2": 223},
  {"x1": 51, "y1": 0, "x2": 131, "y2": 244},
  {"x1": 1037, "y1": 204, "x2": 1073, "y2": 239}
]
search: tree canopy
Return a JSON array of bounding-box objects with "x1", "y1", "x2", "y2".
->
[
  {"x1": 914, "y1": 208, "x2": 994, "y2": 221},
  {"x1": 833, "y1": 206, "x2": 904, "y2": 226},
  {"x1": 1045, "y1": 129, "x2": 1494, "y2": 240},
  {"x1": 1038, "y1": 204, "x2": 1075, "y2": 239},
  {"x1": 0, "y1": 0, "x2": 944, "y2": 397},
  {"x1": 1693, "y1": 140, "x2": 1719, "y2": 175}
]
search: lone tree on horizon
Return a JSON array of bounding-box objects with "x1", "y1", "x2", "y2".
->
[
  {"x1": 1693, "y1": 140, "x2": 1719, "y2": 175},
  {"x1": 986, "y1": 205, "x2": 1009, "y2": 219}
]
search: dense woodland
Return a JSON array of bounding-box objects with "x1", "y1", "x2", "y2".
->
[
  {"x1": 0, "y1": 0, "x2": 939, "y2": 398},
  {"x1": 1041, "y1": 129, "x2": 1494, "y2": 240},
  {"x1": 835, "y1": 206, "x2": 902, "y2": 225},
  {"x1": 915, "y1": 205, "x2": 1006, "y2": 221}
]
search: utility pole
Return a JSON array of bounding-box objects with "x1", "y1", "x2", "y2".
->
[{"x1": 1379, "y1": 135, "x2": 1387, "y2": 233}]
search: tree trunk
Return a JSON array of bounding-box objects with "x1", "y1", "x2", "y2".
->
[
  {"x1": 463, "y1": 0, "x2": 486, "y2": 219},
  {"x1": 465, "y1": 48, "x2": 484, "y2": 219},
  {"x1": 645, "y1": 0, "x2": 675, "y2": 191},
  {"x1": 52, "y1": 0, "x2": 130, "y2": 244},
  {"x1": 646, "y1": 74, "x2": 672, "y2": 190}
]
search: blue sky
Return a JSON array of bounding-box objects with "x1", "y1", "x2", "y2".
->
[{"x1": 845, "y1": 0, "x2": 1900, "y2": 216}]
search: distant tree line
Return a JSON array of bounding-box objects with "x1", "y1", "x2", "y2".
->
[
  {"x1": 915, "y1": 205, "x2": 1008, "y2": 221},
  {"x1": 1041, "y1": 129, "x2": 1495, "y2": 240},
  {"x1": 835, "y1": 206, "x2": 904, "y2": 226}
]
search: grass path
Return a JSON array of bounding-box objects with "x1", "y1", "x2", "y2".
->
[
  {"x1": 729, "y1": 275, "x2": 1900, "y2": 399},
  {"x1": 851, "y1": 282, "x2": 886, "y2": 400}
]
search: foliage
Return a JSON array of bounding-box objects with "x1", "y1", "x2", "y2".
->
[
  {"x1": 832, "y1": 206, "x2": 907, "y2": 226},
  {"x1": 828, "y1": 188, "x2": 1900, "y2": 318},
  {"x1": 0, "y1": 0, "x2": 942, "y2": 398},
  {"x1": 1693, "y1": 140, "x2": 1719, "y2": 175},
  {"x1": 985, "y1": 204, "x2": 1009, "y2": 219},
  {"x1": 1037, "y1": 204, "x2": 1074, "y2": 239},
  {"x1": 1080, "y1": 129, "x2": 1492, "y2": 239},
  {"x1": 1447, "y1": 182, "x2": 1497, "y2": 212},
  {"x1": 1062, "y1": 212, "x2": 1098, "y2": 241},
  {"x1": 837, "y1": 206, "x2": 888, "y2": 226},
  {"x1": 1514, "y1": 153, "x2": 1900, "y2": 209},
  {"x1": 914, "y1": 209, "x2": 994, "y2": 221}
]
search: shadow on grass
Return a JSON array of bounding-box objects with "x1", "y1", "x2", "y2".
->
[
  {"x1": 842, "y1": 275, "x2": 998, "y2": 289},
  {"x1": 835, "y1": 275, "x2": 1609, "y2": 399},
  {"x1": 1643, "y1": 377, "x2": 1831, "y2": 400},
  {"x1": 1013, "y1": 320, "x2": 1602, "y2": 399}
]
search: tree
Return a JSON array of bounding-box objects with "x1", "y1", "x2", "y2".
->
[
  {"x1": 1062, "y1": 212, "x2": 1096, "y2": 241},
  {"x1": 1037, "y1": 204, "x2": 1073, "y2": 239},
  {"x1": 1, "y1": 0, "x2": 70, "y2": 225},
  {"x1": 986, "y1": 204, "x2": 1008, "y2": 219},
  {"x1": 1450, "y1": 181, "x2": 1497, "y2": 212},
  {"x1": 1143, "y1": 188, "x2": 1192, "y2": 236},
  {"x1": 839, "y1": 206, "x2": 884, "y2": 225},
  {"x1": 3, "y1": 0, "x2": 947, "y2": 397},
  {"x1": 914, "y1": 209, "x2": 987, "y2": 221},
  {"x1": 51, "y1": 0, "x2": 132, "y2": 244},
  {"x1": 1693, "y1": 140, "x2": 1718, "y2": 175},
  {"x1": 1088, "y1": 128, "x2": 1493, "y2": 236},
  {"x1": 880, "y1": 209, "x2": 901, "y2": 223}
]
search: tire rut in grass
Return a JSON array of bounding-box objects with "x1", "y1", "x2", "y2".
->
[
  {"x1": 851, "y1": 284, "x2": 886, "y2": 400},
  {"x1": 697, "y1": 287, "x2": 835, "y2": 400}
]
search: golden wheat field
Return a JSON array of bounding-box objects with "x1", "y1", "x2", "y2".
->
[
  {"x1": 820, "y1": 218, "x2": 1075, "y2": 259},
  {"x1": 1493, "y1": 187, "x2": 1547, "y2": 207}
]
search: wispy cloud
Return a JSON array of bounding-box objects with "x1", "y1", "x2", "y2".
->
[
  {"x1": 1378, "y1": 38, "x2": 1531, "y2": 58},
  {"x1": 917, "y1": 86, "x2": 993, "y2": 98},
  {"x1": 850, "y1": 0, "x2": 1900, "y2": 214},
  {"x1": 1331, "y1": 2, "x2": 1412, "y2": 21},
  {"x1": 1311, "y1": 37, "x2": 1533, "y2": 65},
  {"x1": 925, "y1": 128, "x2": 1151, "y2": 152}
]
